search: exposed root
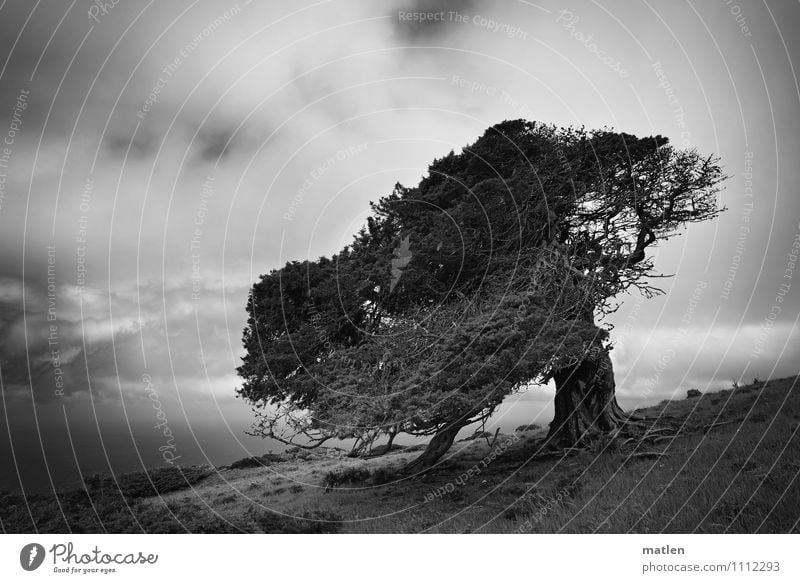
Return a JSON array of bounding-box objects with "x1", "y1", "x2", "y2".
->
[
  {"x1": 702, "y1": 418, "x2": 745, "y2": 434},
  {"x1": 645, "y1": 435, "x2": 676, "y2": 444},
  {"x1": 617, "y1": 422, "x2": 681, "y2": 448},
  {"x1": 628, "y1": 451, "x2": 669, "y2": 460},
  {"x1": 627, "y1": 413, "x2": 681, "y2": 422},
  {"x1": 621, "y1": 418, "x2": 654, "y2": 429},
  {"x1": 528, "y1": 445, "x2": 584, "y2": 461}
]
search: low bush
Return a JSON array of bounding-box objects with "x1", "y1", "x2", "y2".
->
[
  {"x1": 84, "y1": 465, "x2": 213, "y2": 499},
  {"x1": 515, "y1": 423, "x2": 542, "y2": 432},
  {"x1": 369, "y1": 467, "x2": 400, "y2": 486},
  {"x1": 228, "y1": 453, "x2": 287, "y2": 470},
  {"x1": 322, "y1": 466, "x2": 371, "y2": 490},
  {"x1": 252, "y1": 509, "x2": 343, "y2": 533}
]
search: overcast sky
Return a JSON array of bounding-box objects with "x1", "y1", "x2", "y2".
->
[{"x1": 0, "y1": 0, "x2": 798, "y2": 492}]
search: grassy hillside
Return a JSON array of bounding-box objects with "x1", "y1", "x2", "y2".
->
[{"x1": 3, "y1": 376, "x2": 799, "y2": 533}]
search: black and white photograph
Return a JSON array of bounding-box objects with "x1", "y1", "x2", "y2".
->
[{"x1": 0, "y1": 0, "x2": 799, "y2": 578}]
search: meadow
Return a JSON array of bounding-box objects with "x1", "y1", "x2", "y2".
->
[{"x1": 2, "y1": 376, "x2": 798, "y2": 534}]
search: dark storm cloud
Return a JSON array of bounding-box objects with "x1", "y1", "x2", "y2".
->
[
  {"x1": 194, "y1": 126, "x2": 238, "y2": 163},
  {"x1": 104, "y1": 112, "x2": 265, "y2": 166},
  {"x1": 106, "y1": 130, "x2": 158, "y2": 159},
  {"x1": 0, "y1": 1, "x2": 63, "y2": 110},
  {"x1": 0, "y1": 0, "x2": 125, "y2": 134},
  {"x1": 392, "y1": 0, "x2": 483, "y2": 42}
]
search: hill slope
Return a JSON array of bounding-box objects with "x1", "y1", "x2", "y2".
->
[{"x1": 3, "y1": 376, "x2": 799, "y2": 533}]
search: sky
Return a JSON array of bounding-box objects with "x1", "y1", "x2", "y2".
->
[{"x1": 0, "y1": 0, "x2": 798, "y2": 493}]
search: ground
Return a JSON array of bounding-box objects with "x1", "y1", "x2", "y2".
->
[{"x1": 2, "y1": 376, "x2": 799, "y2": 533}]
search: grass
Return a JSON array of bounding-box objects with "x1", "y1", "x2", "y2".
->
[{"x1": 2, "y1": 376, "x2": 798, "y2": 533}]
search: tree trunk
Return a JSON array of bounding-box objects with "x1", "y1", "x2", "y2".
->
[
  {"x1": 546, "y1": 349, "x2": 627, "y2": 447},
  {"x1": 402, "y1": 421, "x2": 465, "y2": 474},
  {"x1": 381, "y1": 430, "x2": 396, "y2": 455}
]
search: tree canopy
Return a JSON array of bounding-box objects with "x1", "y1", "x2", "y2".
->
[{"x1": 237, "y1": 120, "x2": 725, "y2": 468}]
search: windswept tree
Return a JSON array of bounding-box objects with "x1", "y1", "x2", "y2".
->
[{"x1": 237, "y1": 120, "x2": 725, "y2": 471}]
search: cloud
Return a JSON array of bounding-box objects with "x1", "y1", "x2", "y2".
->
[
  {"x1": 391, "y1": 0, "x2": 484, "y2": 42},
  {"x1": 0, "y1": 273, "x2": 250, "y2": 405},
  {"x1": 0, "y1": 277, "x2": 24, "y2": 302},
  {"x1": 613, "y1": 322, "x2": 800, "y2": 403},
  {"x1": 194, "y1": 126, "x2": 236, "y2": 162},
  {"x1": 105, "y1": 131, "x2": 158, "y2": 160}
]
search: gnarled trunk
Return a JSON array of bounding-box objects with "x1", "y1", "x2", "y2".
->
[
  {"x1": 547, "y1": 349, "x2": 627, "y2": 447},
  {"x1": 386, "y1": 430, "x2": 396, "y2": 448},
  {"x1": 403, "y1": 421, "x2": 465, "y2": 474},
  {"x1": 379, "y1": 429, "x2": 397, "y2": 455}
]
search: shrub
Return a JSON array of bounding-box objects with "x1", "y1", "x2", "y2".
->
[
  {"x1": 322, "y1": 466, "x2": 371, "y2": 490},
  {"x1": 515, "y1": 423, "x2": 542, "y2": 432},
  {"x1": 228, "y1": 457, "x2": 264, "y2": 470},
  {"x1": 228, "y1": 452, "x2": 287, "y2": 470},
  {"x1": 252, "y1": 509, "x2": 343, "y2": 533},
  {"x1": 686, "y1": 389, "x2": 702, "y2": 398},
  {"x1": 84, "y1": 465, "x2": 213, "y2": 499},
  {"x1": 284, "y1": 447, "x2": 313, "y2": 461},
  {"x1": 369, "y1": 466, "x2": 400, "y2": 485}
]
